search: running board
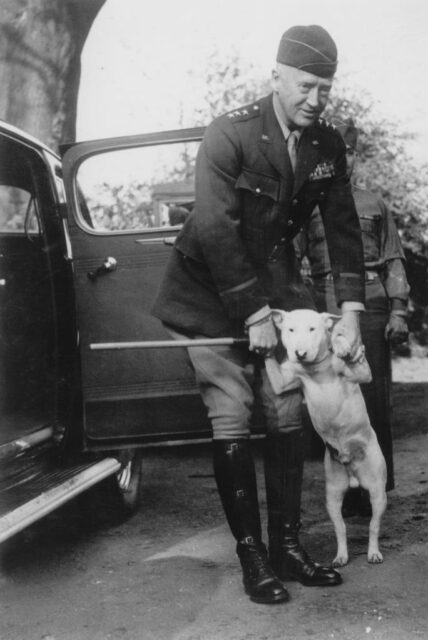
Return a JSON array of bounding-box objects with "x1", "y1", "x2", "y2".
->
[{"x1": 0, "y1": 458, "x2": 121, "y2": 544}]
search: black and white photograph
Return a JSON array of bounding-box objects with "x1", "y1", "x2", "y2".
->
[{"x1": 0, "y1": 1, "x2": 427, "y2": 638}]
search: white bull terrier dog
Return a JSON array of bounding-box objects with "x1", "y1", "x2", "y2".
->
[{"x1": 266, "y1": 308, "x2": 387, "y2": 567}]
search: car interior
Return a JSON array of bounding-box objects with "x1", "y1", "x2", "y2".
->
[{"x1": 0, "y1": 135, "x2": 57, "y2": 445}]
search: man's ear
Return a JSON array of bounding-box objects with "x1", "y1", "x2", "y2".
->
[
  {"x1": 321, "y1": 313, "x2": 341, "y2": 331},
  {"x1": 271, "y1": 68, "x2": 279, "y2": 93},
  {"x1": 271, "y1": 309, "x2": 287, "y2": 327}
]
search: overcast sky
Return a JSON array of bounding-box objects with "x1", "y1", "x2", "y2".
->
[{"x1": 77, "y1": 0, "x2": 428, "y2": 165}]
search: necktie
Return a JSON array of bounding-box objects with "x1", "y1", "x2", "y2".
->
[{"x1": 287, "y1": 131, "x2": 298, "y2": 172}]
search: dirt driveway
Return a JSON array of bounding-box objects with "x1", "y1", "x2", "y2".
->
[{"x1": 0, "y1": 358, "x2": 427, "y2": 640}]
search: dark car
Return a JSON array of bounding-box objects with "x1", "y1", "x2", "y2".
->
[{"x1": 0, "y1": 121, "x2": 236, "y2": 543}]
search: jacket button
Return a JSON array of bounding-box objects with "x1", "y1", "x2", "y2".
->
[
  {"x1": 255, "y1": 187, "x2": 261, "y2": 194},
  {"x1": 292, "y1": 199, "x2": 298, "y2": 205},
  {"x1": 287, "y1": 219, "x2": 293, "y2": 226}
]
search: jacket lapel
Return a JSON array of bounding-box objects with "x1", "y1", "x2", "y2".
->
[{"x1": 259, "y1": 95, "x2": 294, "y2": 187}]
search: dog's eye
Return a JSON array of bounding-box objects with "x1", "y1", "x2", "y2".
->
[
  {"x1": 288, "y1": 328, "x2": 294, "y2": 332},
  {"x1": 309, "y1": 327, "x2": 315, "y2": 332}
]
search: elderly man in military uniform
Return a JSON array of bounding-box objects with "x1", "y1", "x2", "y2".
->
[
  {"x1": 153, "y1": 25, "x2": 365, "y2": 605},
  {"x1": 296, "y1": 117, "x2": 409, "y2": 516}
]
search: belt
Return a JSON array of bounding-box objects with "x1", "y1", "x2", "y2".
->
[{"x1": 314, "y1": 271, "x2": 379, "y2": 282}]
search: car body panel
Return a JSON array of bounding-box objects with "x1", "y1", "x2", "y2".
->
[{"x1": 61, "y1": 128, "x2": 211, "y2": 445}]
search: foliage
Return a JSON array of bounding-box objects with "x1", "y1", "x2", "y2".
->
[
  {"x1": 86, "y1": 181, "x2": 154, "y2": 231},
  {"x1": 188, "y1": 49, "x2": 270, "y2": 126}
]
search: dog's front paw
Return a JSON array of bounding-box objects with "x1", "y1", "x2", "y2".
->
[
  {"x1": 332, "y1": 554, "x2": 348, "y2": 567},
  {"x1": 367, "y1": 550, "x2": 384, "y2": 564}
]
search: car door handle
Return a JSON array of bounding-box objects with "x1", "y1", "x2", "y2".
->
[
  {"x1": 163, "y1": 237, "x2": 176, "y2": 246},
  {"x1": 87, "y1": 257, "x2": 117, "y2": 281}
]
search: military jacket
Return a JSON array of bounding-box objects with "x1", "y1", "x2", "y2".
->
[
  {"x1": 152, "y1": 94, "x2": 365, "y2": 336},
  {"x1": 297, "y1": 186, "x2": 410, "y2": 302}
]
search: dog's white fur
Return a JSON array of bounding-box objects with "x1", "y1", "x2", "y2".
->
[{"x1": 266, "y1": 308, "x2": 387, "y2": 566}]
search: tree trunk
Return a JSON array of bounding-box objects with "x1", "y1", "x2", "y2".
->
[{"x1": 0, "y1": 0, "x2": 105, "y2": 151}]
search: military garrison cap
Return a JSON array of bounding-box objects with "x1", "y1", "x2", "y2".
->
[
  {"x1": 276, "y1": 25, "x2": 338, "y2": 78},
  {"x1": 330, "y1": 116, "x2": 358, "y2": 149}
]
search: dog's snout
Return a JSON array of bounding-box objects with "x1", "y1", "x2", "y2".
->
[{"x1": 295, "y1": 349, "x2": 307, "y2": 361}]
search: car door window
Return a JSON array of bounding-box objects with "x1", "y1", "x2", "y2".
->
[
  {"x1": 74, "y1": 142, "x2": 199, "y2": 233},
  {"x1": 0, "y1": 185, "x2": 41, "y2": 235}
]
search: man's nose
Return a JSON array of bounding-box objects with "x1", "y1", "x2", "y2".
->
[{"x1": 306, "y1": 88, "x2": 320, "y2": 108}]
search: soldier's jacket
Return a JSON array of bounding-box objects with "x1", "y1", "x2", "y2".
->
[
  {"x1": 152, "y1": 93, "x2": 364, "y2": 337},
  {"x1": 297, "y1": 186, "x2": 410, "y2": 303}
]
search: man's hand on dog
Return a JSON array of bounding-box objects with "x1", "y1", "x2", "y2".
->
[{"x1": 331, "y1": 310, "x2": 364, "y2": 363}]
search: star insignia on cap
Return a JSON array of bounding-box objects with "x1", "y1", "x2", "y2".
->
[{"x1": 318, "y1": 117, "x2": 336, "y2": 130}]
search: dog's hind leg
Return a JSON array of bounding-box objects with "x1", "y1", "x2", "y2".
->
[
  {"x1": 324, "y1": 450, "x2": 349, "y2": 567},
  {"x1": 366, "y1": 485, "x2": 386, "y2": 563},
  {"x1": 362, "y1": 469, "x2": 387, "y2": 563},
  {"x1": 358, "y1": 442, "x2": 387, "y2": 563}
]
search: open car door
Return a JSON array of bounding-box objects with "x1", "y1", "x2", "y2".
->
[{"x1": 62, "y1": 127, "x2": 212, "y2": 448}]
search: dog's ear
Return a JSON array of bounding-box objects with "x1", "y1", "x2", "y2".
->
[
  {"x1": 271, "y1": 309, "x2": 287, "y2": 327},
  {"x1": 321, "y1": 313, "x2": 341, "y2": 332}
]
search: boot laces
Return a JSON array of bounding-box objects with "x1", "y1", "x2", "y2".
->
[{"x1": 242, "y1": 544, "x2": 276, "y2": 582}]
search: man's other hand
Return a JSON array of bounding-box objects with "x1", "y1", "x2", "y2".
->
[
  {"x1": 385, "y1": 314, "x2": 409, "y2": 345},
  {"x1": 331, "y1": 310, "x2": 364, "y2": 362}
]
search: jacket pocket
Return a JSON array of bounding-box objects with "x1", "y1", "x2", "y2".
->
[
  {"x1": 235, "y1": 170, "x2": 281, "y2": 261},
  {"x1": 235, "y1": 169, "x2": 280, "y2": 201},
  {"x1": 359, "y1": 214, "x2": 381, "y2": 261}
]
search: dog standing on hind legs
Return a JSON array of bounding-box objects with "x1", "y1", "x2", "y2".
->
[{"x1": 266, "y1": 308, "x2": 387, "y2": 567}]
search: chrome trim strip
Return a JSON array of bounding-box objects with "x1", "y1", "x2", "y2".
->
[
  {"x1": 0, "y1": 427, "x2": 54, "y2": 461},
  {"x1": 0, "y1": 458, "x2": 121, "y2": 544}
]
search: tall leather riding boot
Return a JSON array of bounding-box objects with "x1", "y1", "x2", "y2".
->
[
  {"x1": 213, "y1": 439, "x2": 289, "y2": 604},
  {"x1": 264, "y1": 430, "x2": 342, "y2": 587}
]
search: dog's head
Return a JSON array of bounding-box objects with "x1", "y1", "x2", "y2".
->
[{"x1": 272, "y1": 309, "x2": 340, "y2": 363}]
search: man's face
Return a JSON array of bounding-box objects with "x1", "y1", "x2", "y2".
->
[
  {"x1": 345, "y1": 146, "x2": 357, "y2": 177},
  {"x1": 272, "y1": 64, "x2": 333, "y2": 129}
]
